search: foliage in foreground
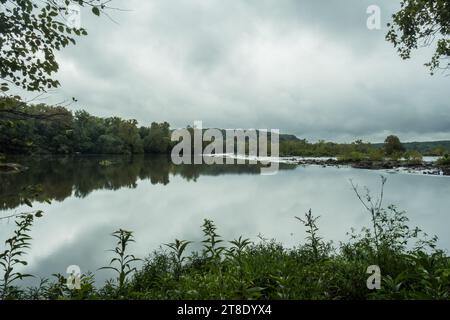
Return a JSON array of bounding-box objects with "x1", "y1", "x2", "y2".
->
[
  {"x1": 386, "y1": 0, "x2": 450, "y2": 75},
  {"x1": 1, "y1": 178, "x2": 449, "y2": 300}
]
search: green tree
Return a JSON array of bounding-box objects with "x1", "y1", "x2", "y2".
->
[
  {"x1": 386, "y1": 0, "x2": 450, "y2": 74},
  {"x1": 404, "y1": 150, "x2": 423, "y2": 163},
  {"x1": 73, "y1": 110, "x2": 106, "y2": 153},
  {"x1": 0, "y1": 0, "x2": 111, "y2": 93},
  {"x1": 105, "y1": 118, "x2": 143, "y2": 154},
  {"x1": 0, "y1": 97, "x2": 73, "y2": 153},
  {"x1": 142, "y1": 122, "x2": 171, "y2": 154},
  {"x1": 1, "y1": 99, "x2": 169, "y2": 155},
  {"x1": 430, "y1": 146, "x2": 447, "y2": 156},
  {"x1": 97, "y1": 134, "x2": 123, "y2": 154},
  {"x1": 384, "y1": 135, "x2": 406, "y2": 156}
]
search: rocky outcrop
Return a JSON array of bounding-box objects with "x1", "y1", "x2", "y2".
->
[
  {"x1": 440, "y1": 166, "x2": 450, "y2": 176},
  {"x1": 292, "y1": 158, "x2": 450, "y2": 176}
]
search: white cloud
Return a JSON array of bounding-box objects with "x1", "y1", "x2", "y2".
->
[{"x1": 41, "y1": 0, "x2": 450, "y2": 142}]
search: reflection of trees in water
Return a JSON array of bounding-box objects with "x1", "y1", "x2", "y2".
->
[{"x1": 0, "y1": 155, "x2": 296, "y2": 210}]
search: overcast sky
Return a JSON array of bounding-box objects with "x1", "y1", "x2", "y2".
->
[{"x1": 38, "y1": 0, "x2": 449, "y2": 142}]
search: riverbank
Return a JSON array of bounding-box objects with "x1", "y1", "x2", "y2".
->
[
  {"x1": 299, "y1": 158, "x2": 450, "y2": 176},
  {"x1": 211, "y1": 154, "x2": 450, "y2": 176},
  {"x1": 2, "y1": 154, "x2": 449, "y2": 177},
  {"x1": 1, "y1": 208, "x2": 449, "y2": 300}
]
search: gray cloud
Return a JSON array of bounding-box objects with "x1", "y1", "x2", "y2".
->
[{"x1": 39, "y1": 0, "x2": 449, "y2": 142}]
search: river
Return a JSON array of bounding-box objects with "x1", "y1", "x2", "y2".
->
[{"x1": 1, "y1": 155, "x2": 449, "y2": 285}]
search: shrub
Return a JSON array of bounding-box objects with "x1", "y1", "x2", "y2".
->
[
  {"x1": 404, "y1": 150, "x2": 423, "y2": 164},
  {"x1": 337, "y1": 151, "x2": 366, "y2": 162},
  {"x1": 437, "y1": 154, "x2": 450, "y2": 166}
]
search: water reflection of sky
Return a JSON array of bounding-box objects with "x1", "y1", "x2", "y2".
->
[{"x1": 1, "y1": 164, "x2": 450, "y2": 286}]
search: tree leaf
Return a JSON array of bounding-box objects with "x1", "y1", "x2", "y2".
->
[{"x1": 92, "y1": 7, "x2": 100, "y2": 16}]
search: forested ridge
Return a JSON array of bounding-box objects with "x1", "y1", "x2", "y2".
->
[
  {"x1": 2, "y1": 98, "x2": 450, "y2": 160},
  {"x1": 0, "y1": 98, "x2": 171, "y2": 155}
]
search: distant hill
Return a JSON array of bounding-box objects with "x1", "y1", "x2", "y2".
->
[
  {"x1": 279, "y1": 134, "x2": 300, "y2": 142},
  {"x1": 273, "y1": 133, "x2": 450, "y2": 154},
  {"x1": 373, "y1": 140, "x2": 450, "y2": 154},
  {"x1": 206, "y1": 130, "x2": 300, "y2": 142}
]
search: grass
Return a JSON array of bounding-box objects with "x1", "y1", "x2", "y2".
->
[{"x1": 0, "y1": 177, "x2": 449, "y2": 300}]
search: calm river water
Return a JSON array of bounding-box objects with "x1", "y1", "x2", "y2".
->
[{"x1": 1, "y1": 155, "x2": 449, "y2": 285}]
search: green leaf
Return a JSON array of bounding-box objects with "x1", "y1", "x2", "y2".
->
[
  {"x1": 92, "y1": 6, "x2": 100, "y2": 16},
  {"x1": 24, "y1": 198, "x2": 33, "y2": 207}
]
